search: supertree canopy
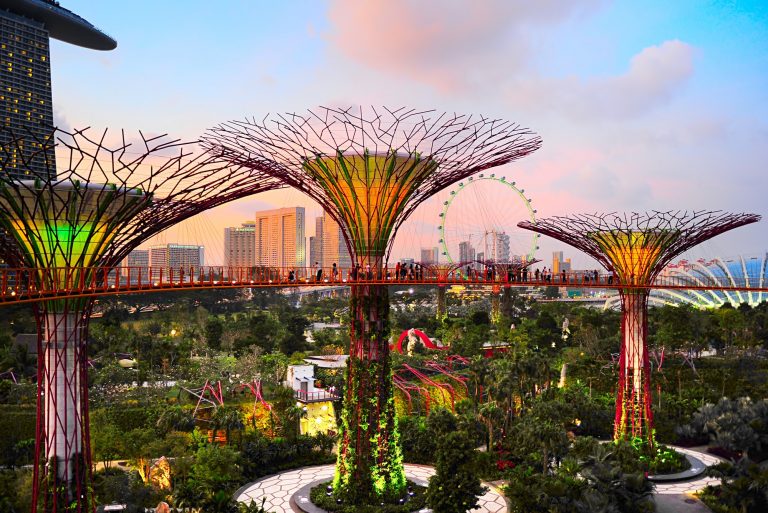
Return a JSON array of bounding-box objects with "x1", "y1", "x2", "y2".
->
[
  {"x1": 204, "y1": 106, "x2": 541, "y2": 504},
  {"x1": 481, "y1": 257, "x2": 540, "y2": 324},
  {"x1": 519, "y1": 211, "x2": 760, "y2": 444},
  {"x1": 0, "y1": 127, "x2": 283, "y2": 512}
]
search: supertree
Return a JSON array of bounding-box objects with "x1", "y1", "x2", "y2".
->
[
  {"x1": 518, "y1": 211, "x2": 760, "y2": 444},
  {"x1": 0, "y1": 127, "x2": 283, "y2": 512},
  {"x1": 480, "y1": 258, "x2": 540, "y2": 324},
  {"x1": 419, "y1": 261, "x2": 465, "y2": 321},
  {"x1": 204, "y1": 106, "x2": 541, "y2": 504}
]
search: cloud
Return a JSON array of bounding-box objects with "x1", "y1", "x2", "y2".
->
[
  {"x1": 509, "y1": 40, "x2": 696, "y2": 119},
  {"x1": 326, "y1": 0, "x2": 606, "y2": 92}
]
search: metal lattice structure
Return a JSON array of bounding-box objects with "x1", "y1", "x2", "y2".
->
[
  {"x1": 0, "y1": 127, "x2": 283, "y2": 512},
  {"x1": 480, "y1": 258, "x2": 541, "y2": 324},
  {"x1": 518, "y1": 211, "x2": 760, "y2": 444},
  {"x1": 204, "y1": 106, "x2": 541, "y2": 503}
]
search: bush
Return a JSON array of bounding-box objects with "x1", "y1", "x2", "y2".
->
[
  {"x1": 240, "y1": 432, "x2": 335, "y2": 480},
  {"x1": 678, "y1": 397, "x2": 768, "y2": 461},
  {"x1": 0, "y1": 407, "x2": 35, "y2": 467},
  {"x1": 426, "y1": 431, "x2": 487, "y2": 513},
  {"x1": 310, "y1": 480, "x2": 426, "y2": 513},
  {"x1": 397, "y1": 416, "x2": 435, "y2": 464},
  {"x1": 505, "y1": 441, "x2": 655, "y2": 513},
  {"x1": 699, "y1": 458, "x2": 768, "y2": 513},
  {"x1": 611, "y1": 438, "x2": 690, "y2": 475},
  {"x1": 92, "y1": 468, "x2": 163, "y2": 510}
]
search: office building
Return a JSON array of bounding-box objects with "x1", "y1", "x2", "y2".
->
[
  {"x1": 495, "y1": 233, "x2": 511, "y2": 262},
  {"x1": 150, "y1": 243, "x2": 204, "y2": 270},
  {"x1": 309, "y1": 216, "x2": 324, "y2": 266},
  {"x1": 459, "y1": 241, "x2": 476, "y2": 263},
  {"x1": 123, "y1": 249, "x2": 148, "y2": 283},
  {"x1": 553, "y1": 251, "x2": 572, "y2": 274},
  {"x1": 254, "y1": 207, "x2": 306, "y2": 269},
  {"x1": 224, "y1": 222, "x2": 256, "y2": 268},
  {"x1": 321, "y1": 211, "x2": 352, "y2": 271},
  {"x1": 0, "y1": 1, "x2": 115, "y2": 179},
  {"x1": 420, "y1": 247, "x2": 438, "y2": 264}
]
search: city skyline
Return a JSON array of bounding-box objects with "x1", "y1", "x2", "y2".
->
[{"x1": 47, "y1": 1, "x2": 767, "y2": 268}]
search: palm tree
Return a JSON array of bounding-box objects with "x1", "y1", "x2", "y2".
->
[{"x1": 210, "y1": 405, "x2": 245, "y2": 446}]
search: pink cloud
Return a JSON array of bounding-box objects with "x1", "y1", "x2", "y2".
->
[
  {"x1": 326, "y1": 0, "x2": 606, "y2": 92},
  {"x1": 509, "y1": 40, "x2": 696, "y2": 119}
]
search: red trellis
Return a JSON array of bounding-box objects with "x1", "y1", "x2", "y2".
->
[{"x1": 519, "y1": 210, "x2": 760, "y2": 445}]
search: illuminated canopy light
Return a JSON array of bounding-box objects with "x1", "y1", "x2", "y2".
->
[
  {"x1": 1, "y1": 181, "x2": 147, "y2": 287},
  {"x1": 590, "y1": 231, "x2": 666, "y2": 284},
  {"x1": 303, "y1": 151, "x2": 436, "y2": 258}
]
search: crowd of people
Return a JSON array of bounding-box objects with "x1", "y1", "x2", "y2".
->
[{"x1": 283, "y1": 262, "x2": 614, "y2": 285}]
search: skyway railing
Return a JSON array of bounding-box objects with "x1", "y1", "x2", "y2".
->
[{"x1": 0, "y1": 265, "x2": 765, "y2": 305}]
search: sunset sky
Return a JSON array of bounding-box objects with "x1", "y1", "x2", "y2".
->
[{"x1": 51, "y1": 0, "x2": 767, "y2": 268}]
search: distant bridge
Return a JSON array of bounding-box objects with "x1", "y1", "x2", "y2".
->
[{"x1": 1, "y1": 265, "x2": 767, "y2": 306}]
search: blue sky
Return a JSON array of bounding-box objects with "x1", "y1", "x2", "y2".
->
[{"x1": 50, "y1": 0, "x2": 768, "y2": 266}]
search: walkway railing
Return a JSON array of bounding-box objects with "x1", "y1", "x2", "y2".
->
[
  {"x1": 0, "y1": 265, "x2": 764, "y2": 305},
  {"x1": 294, "y1": 389, "x2": 341, "y2": 403}
]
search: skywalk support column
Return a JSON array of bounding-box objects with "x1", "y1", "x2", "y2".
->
[
  {"x1": 336, "y1": 277, "x2": 404, "y2": 502},
  {"x1": 616, "y1": 290, "x2": 653, "y2": 441},
  {"x1": 37, "y1": 301, "x2": 92, "y2": 508},
  {"x1": 436, "y1": 285, "x2": 447, "y2": 321}
]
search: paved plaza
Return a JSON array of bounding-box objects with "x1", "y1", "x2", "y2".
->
[
  {"x1": 235, "y1": 447, "x2": 726, "y2": 513},
  {"x1": 235, "y1": 463, "x2": 508, "y2": 513}
]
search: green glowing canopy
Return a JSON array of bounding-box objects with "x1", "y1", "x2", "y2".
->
[{"x1": 0, "y1": 181, "x2": 148, "y2": 285}]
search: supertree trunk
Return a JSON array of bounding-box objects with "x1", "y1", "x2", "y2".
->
[
  {"x1": 614, "y1": 290, "x2": 654, "y2": 444},
  {"x1": 334, "y1": 281, "x2": 405, "y2": 503},
  {"x1": 33, "y1": 299, "x2": 93, "y2": 513},
  {"x1": 490, "y1": 284, "x2": 501, "y2": 325},
  {"x1": 436, "y1": 285, "x2": 447, "y2": 321}
]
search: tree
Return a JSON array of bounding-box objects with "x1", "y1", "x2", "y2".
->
[
  {"x1": 91, "y1": 423, "x2": 124, "y2": 469},
  {"x1": 205, "y1": 317, "x2": 224, "y2": 350},
  {"x1": 210, "y1": 405, "x2": 245, "y2": 446},
  {"x1": 426, "y1": 431, "x2": 487, "y2": 513}
]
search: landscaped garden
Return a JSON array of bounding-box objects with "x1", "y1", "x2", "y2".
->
[{"x1": 0, "y1": 286, "x2": 767, "y2": 512}]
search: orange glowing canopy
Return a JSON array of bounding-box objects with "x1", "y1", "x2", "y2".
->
[
  {"x1": 589, "y1": 230, "x2": 670, "y2": 283},
  {"x1": 303, "y1": 150, "x2": 437, "y2": 258}
]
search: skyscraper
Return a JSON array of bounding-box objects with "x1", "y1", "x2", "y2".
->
[
  {"x1": 310, "y1": 215, "x2": 324, "y2": 266},
  {"x1": 553, "y1": 251, "x2": 571, "y2": 274},
  {"x1": 124, "y1": 248, "x2": 149, "y2": 284},
  {"x1": 0, "y1": 1, "x2": 116, "y2": 179},
  {"x1": 495, "y1": 232, "x2": 511, "y2": 262},
  {"x1": 459, "y1": 240, "x2": 475, "y2": 263},
  {"x1": 420, "y1": 247, "x2": 438, "y2": 264},
  {"x1": 321, "y1": 211, "x2": 351, "y2": 271},
  {"x1": 225, "y1": 222, "x2": 256, "y2": 268},
  {"x1": 254, "y1": 206, "x2": 306, "y2": 269}
]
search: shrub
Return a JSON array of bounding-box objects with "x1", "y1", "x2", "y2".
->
[
  {"x1": 699, "y1": 458, "x2": 768, "y2": 513},
  {"x1": 426, "y1": 431, "x2": 487, "y2": 513},
  {"x1": 240, "y1": 432, "x2": 335, "y2": 480}
]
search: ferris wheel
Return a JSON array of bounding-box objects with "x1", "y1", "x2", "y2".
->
[{"x1": 438, "y1": 174, "x2": 538, "y2": 264}]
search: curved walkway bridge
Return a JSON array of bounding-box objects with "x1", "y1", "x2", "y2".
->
[{"x1": 1, "y1": 265, "x2": 767, "y2": 305}]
